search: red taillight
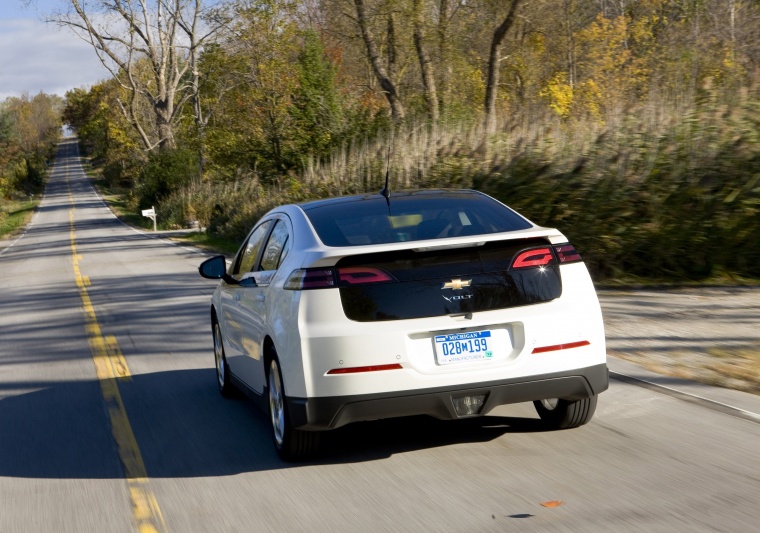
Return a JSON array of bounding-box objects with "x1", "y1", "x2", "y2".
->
[
  {"x1": 285, "y1": 266, "x2": 396, "y2": 290},
  {"x1": 338, "y1": 267, "x2": 394, "y2": 285},
  {"x1": 511, "y1": 247, "x2": 555, "y2": 269},
  {"x1": 532, "y1": 340, "x2": 590, "y2": 354},
  {"x1": 553, "y1": 244, "x2": 582, "y2": 263},
  {"x1": 326, "y1": 363, "x2": 403, "y2": 375}
]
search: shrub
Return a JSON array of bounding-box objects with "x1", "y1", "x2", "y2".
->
[{"x1": 133, "y1": 147, "x2": 200, "y2": 209}]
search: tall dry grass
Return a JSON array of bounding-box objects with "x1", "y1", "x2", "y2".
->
[{"x1": 163, "y1": 82, "x2": 760, "y2": 282}]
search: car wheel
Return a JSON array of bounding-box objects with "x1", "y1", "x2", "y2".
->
[
  {"x1": 268, "y1": 355, "x2": 319, "y2": 461},
  {"x1": 533, "y1": 395, "x2": 597, "y2": 429},
  {"x1": 213, "y1": 319, "x2": 235, "y2": 397}
]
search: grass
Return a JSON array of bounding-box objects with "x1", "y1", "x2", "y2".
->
[
  {"x1": 156, "y1": 82, "x2": 760, "y2": 284},
  {"x1": 168, "y1": 232, "x2": 240, "y2": 256},
  {"x1": 596, "y1": 275, "x2": 760, "y2": 289},
  {"x1": 611, "y1": 345, "x2": 760, "y2": 396},
  {"x1": 85, "y1": 163, "x2": 240, "y2": 256},
  {"x1": 87, "y1": 169, "x2": 161, "y2": 232},
  {"x1": 0, "y1": 198, "x2": 38, "y2": 240}
]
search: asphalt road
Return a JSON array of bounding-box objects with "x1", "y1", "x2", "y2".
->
[{"x1": 2, "y1": 139, "x2": 760, "y2": 532}]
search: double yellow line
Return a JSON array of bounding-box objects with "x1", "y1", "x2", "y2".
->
[{"x1": 66, "y1": 158, "x2": 167, "y2": 533}]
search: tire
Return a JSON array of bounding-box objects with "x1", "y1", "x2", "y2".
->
[
  {"x1": 213, "y1": 319, "x2": 235, "y2": 397},
  {"x1": 533, "y1": 395, "x2": 598, "y2": 429},
  {"x1": 268, "y1": 355, "x2": 319, "y2": 461}
]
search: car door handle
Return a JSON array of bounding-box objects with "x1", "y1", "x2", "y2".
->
[
  {"x1": 255, "y1": 294, "x2": 266, "y2": 302},
  {"x1": 234, "y1": 294, "x2": 241, "y2": 302}
]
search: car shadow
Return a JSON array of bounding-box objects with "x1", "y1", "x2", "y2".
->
[
  {"x1": 318, "y1": 414, "x2": 547, "y2": 463},
  {"x1": 0, "y1": 368, "x2": 546, "y2": 479}
]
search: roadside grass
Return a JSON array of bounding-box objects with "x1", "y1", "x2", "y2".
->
[
  {"x1": 86, "y1": 159, "x2": 168, "y2": 232},
  {"x1": 0, "y1": 198, "x2": 38, "y2": 240},
  {"x1": 611, "y1": 346, "x2": 760, "y2": 396},
  {"x1": 63, "y1": 150, "x2": 760, "y2": 396},
  {"x1": 704, "y1": 347, "x2": 760, "y2": 394},
  {"x1": 169, "y1": 231, "x2": 240, "y2": 256},
  {"x1": 85, "y1": 162, "x2": 240, "y2": 256},
  {"x1": 596, "y1": 274, "x2": 760, "y2": 289},
  {"x1": 159, "y1": 82, "x2": 760, "y2": 284}
]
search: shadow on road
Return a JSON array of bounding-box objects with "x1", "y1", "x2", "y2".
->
[{"x1": 0, "y1": 368, "x2": 546, "y2": 479}]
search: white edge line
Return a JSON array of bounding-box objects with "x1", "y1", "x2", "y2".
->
[
  {"x1": 67, "y1": 149, "x2": 211, "y2": 257},
  {"x1": 610, "y1": 370, "x2": 760, "y2": 424},
  {"x1": 0, "y1": 190, "x2": 48, "y2": 258}
]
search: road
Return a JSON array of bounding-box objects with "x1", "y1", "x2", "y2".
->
[{"x1": 2, "y1": 139, "x2": 760, "y2": 532}]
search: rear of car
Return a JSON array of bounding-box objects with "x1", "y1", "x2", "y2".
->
[{"x1": 279, "y1": 191, "x2": 607, "y2": 432}]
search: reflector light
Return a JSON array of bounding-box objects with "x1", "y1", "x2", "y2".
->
[
  {"x1": 338, "y1": 267, "x2": 394, "y2": 285},
  {"x1": 326, "y1": 363, "x2": 403, "y2": 375},
  {"x1": 511, "y1": 247, "x2": 555, "y2": 269},
  {"x1": 553, "y1": 244, "x2": 582, "y2": 263},
  {"x1": 532, "y1": 340, "x2": 590, "y2": 354}
]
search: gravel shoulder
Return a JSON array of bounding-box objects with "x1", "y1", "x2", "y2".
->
[{"x1": 599, "y1": 287, "x2": 760, "y2": 396}]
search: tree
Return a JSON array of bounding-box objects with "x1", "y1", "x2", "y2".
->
[
  {"x1": 0, "y1": 93, "x2": 62, "y2": 196},
  {"x1": 292, "y1": 30, "x2": 346, "y2": 157},
  {"x1": 64, "y1": 81, "x2": 142, "y2": 185},
  {"x1": 412, "y1": 0, "x2": 438, "y2": 123},
  {"x1": 198, "y1": 0, "x2": 304, "y2": 178},
  {"x1": 353, "y1": 0, "x2": 406, "y2": 122},
  {"x1": 483, "y1": 0, "x2": 523, "y2": 134},
  {"x1": 52, "y1": 0, "x2": 223, "y2": 152}
]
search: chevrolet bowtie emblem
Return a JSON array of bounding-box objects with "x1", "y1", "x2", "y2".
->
[{"x1": 442, "y1": 278, "x2": 472, "y2": 290}]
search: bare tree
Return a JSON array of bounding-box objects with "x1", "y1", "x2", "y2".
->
[
  {"x1": 484, "y1": 0, "x2": 523, "y2": 134},
  {"x1": 413, "y1": 0, "x2": 439, "y2": 123},
  {"x1": 353, "y1": 0, "x2": 406, "y2": 122},
  {"x1": 52, "y1": 0, "x2": 223, "y2": 152},
  {"x1": 437, "y1": 0, "x2": 452, "y2": 116}
]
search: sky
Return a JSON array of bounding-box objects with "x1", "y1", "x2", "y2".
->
[{"x1": 0, "y1": 0, "x2": 108, "y2": 101}]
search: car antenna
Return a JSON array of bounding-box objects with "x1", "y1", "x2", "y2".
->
[{"x1": 380, "y1": 144, "x2": 391, "y2": 207}]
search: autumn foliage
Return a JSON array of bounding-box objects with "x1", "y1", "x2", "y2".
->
[{"x1": 57, "y1": 0, "x2": 760, "y2": 282}]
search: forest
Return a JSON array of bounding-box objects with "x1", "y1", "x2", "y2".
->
[{"x1": 2, "y1": 0, "x2": 759, "y2": 282}]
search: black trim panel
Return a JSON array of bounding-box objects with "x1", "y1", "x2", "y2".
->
[
  {"x1": 287, "y1": 363, "x2": 609, "y2": 430},
  {"x1": 337, "y1": 238, "x2": 562, "y2": 321}
]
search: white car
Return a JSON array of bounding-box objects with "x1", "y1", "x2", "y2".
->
[{"x1": 199, "y1": 189, "x2": 608, "y2": 460}]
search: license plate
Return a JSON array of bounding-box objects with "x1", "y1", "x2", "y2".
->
[{"x1": 434, "y1": 330, "x2": 494, "y2": 365}]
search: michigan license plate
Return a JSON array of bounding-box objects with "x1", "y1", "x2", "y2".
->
[{"x1": 434, "y1": 330, "x2": 494, "y2": 365}]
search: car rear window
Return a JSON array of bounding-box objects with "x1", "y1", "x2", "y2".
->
[{"x1": 301, "y1": 191, "x2": 533, "y2": 247}]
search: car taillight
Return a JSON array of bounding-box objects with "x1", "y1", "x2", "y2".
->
[
  {"x1": 511, "y1": 247, "x2": 556, "y2": 269},
  {"x1": 338, "y1": 267, "x2": 394, "y2": 285},
  {"x1": 553, "y1": 244, "x2": 582, "y2": 264},
  {"x1": 284, "y1": 266, "x2": 396, "y2": 290},
  {"x1": 510, "y1": 244, "x2": 583, "y2": 270},
  {"x1": 284, "y1": 268, "x2": 336, "y2": 290}
]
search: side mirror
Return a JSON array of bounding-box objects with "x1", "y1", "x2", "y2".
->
[{"x1": 199, "y1": 255, "x2": 238, "y2": 285}]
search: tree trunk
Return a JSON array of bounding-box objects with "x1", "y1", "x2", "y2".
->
[
  {"x1": 484, "y1": 0, "x2": 523, "y2": 135},
  {"x1": 438, "y1": 0, "x2": 452, "y2": 117},
  {"x1": 413, "y1": 0, "x2": 439, "y2": 123},
  {"x1": 353, "y1": 0, "x2": 406, "y2": 122}
]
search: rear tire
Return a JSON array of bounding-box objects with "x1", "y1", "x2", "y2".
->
[
  {"x1": 268, "y1": 355, "x2": 319, "y2": 461},
  {"x1": 213, "y1": 319, "x2": 235, "y2": 398},
  {"x1": 533, "y1": 395, "x2": 598, "y2": 429}
]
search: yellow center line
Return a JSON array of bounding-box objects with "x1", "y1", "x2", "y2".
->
[{"x1": 66, "y1": 161, "x2": 167, "y2": 533}]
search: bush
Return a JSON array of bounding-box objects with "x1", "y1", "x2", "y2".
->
[{"x1": 133, "y1": 147, "x2": 199, "y2": 209}]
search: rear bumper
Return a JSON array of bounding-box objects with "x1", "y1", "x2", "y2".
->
[{"x1": 287, "y1": 363, "x2": 609, "y2": 430}]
